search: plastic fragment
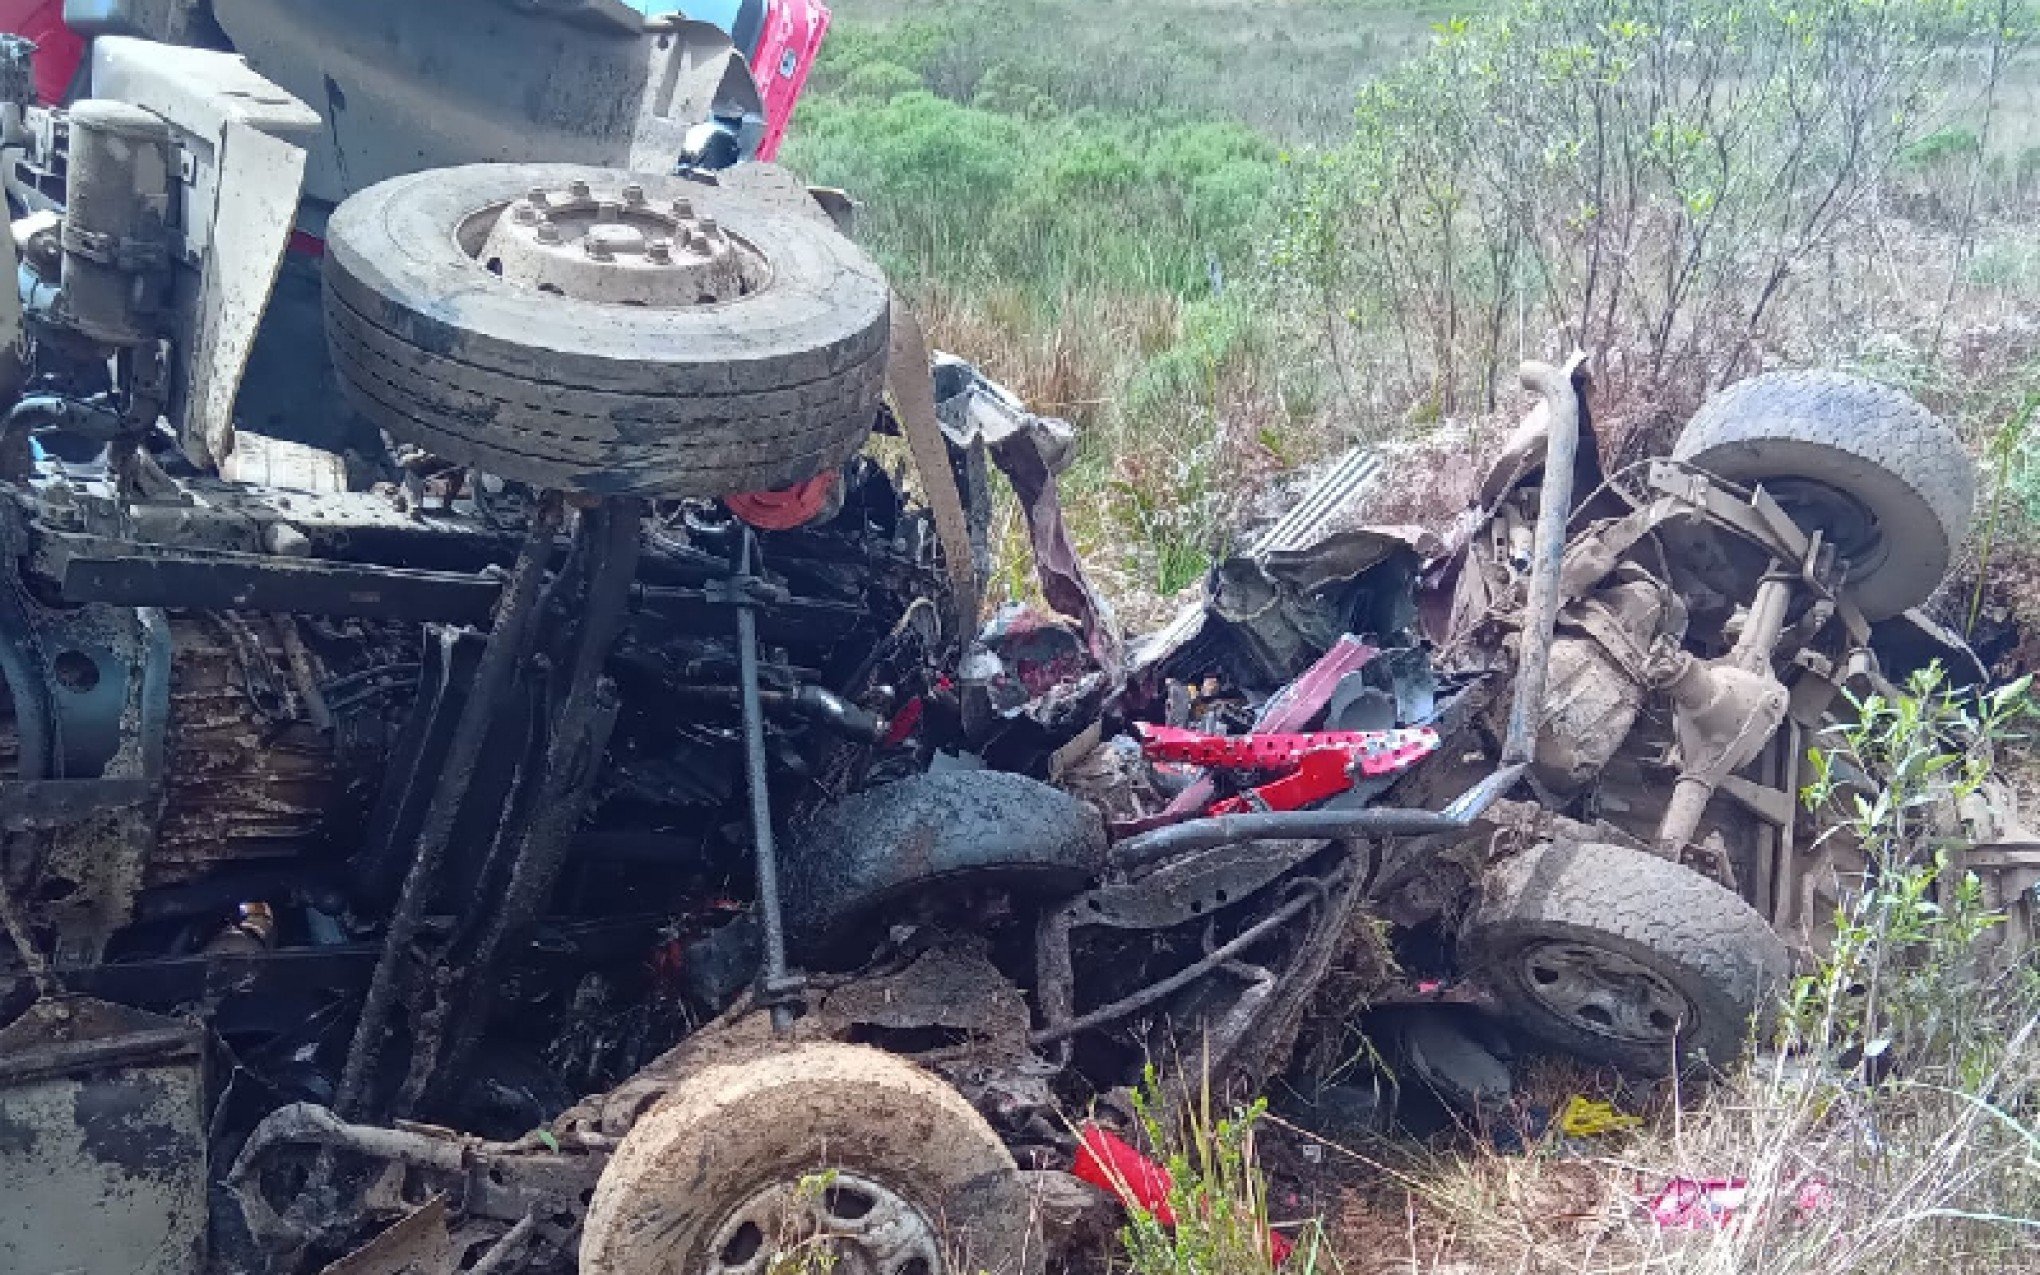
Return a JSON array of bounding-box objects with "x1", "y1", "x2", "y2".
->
[
  {"x1": 1644, "y1": 1175, "x2": 1834, "y2": 1228},
  {"x1": 1558, "y1": 1095, "x2": 1643, "y2": 1137},
  {"x1": 1646, "y1": 1178, "x2": 1748, "y2": 1228},
  {"x1": 1072, "y1": 1124, "x2": 1296, "y2": 1264}
]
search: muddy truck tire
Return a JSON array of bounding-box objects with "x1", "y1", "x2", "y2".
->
[
  {"x1": 783, "y1": 771, "x2": 1108, "y2": 957},
  {"x1": 1460, "y1": 840, "x2": 1788, "y2": 1076},
  {"x1": 581, "y1": 1042, "x2": 1043, "y2": 1275},
  {"x1": 323, "y1": 164, "x2": 890, "y2": 497},
  {"x1": 1671, "y1": 370, "x2": 1974, "y2": 619}
]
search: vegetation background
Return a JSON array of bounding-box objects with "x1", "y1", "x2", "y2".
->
[
  {"x1": 785, "y1": 0, "x2": 2040, "y2": 637},
  {"x1": 781, "y1": 2, "x2": 2040, "y2": 1270}
]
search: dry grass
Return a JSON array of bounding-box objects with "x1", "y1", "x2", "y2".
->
[{"x1": 1275, "y1": 1026, "x2": 2040, "y2": 1274}]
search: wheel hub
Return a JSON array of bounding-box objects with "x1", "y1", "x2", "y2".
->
[
  {"x1": 1517, "y1": 940, "x2": 1693, "y2": 1044},
  {"x1": 468, "y1": 179, "x2": 767, "y2": 306},
  {"x1": 1762, "y1": 477, "x2": 1887, "y2": 577},
  {"x1": 703, "y1": 1173, "x2": 943, "y2": 1275}
]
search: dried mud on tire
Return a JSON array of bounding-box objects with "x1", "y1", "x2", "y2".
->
[
  {"x1": 1461, "y1": 840, "x2": 1789, "y2": 1075},
  {"x1": 1672, "y1": 370, "x2": 1974, "y2": 619},
  {"x1": 324, "y1": 164, "x2": 890, "y2": 497},
  {"x1": 581, "y1": 1042, "x2": 1044, "y2": 1275}
]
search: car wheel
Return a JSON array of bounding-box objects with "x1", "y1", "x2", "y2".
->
[
  {"x1": 1670, "y1": 370, "x2": 1974, "y2": 620},
  {"x1": 1459, "y1": 840, "x2": 1789, "y2": 1075},
  {"x1": 323, "y1": 163, "x2": 890, "y2": 498},
  {"x1": 581, "y1": 1042, "x2": 1043, "y2": 1275}
]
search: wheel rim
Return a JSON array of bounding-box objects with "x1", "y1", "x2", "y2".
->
[
  {"x1": 455, "y1": 179, "x2": 771, "y2": 307},
  {"x1": 703, "y1": 1173, "x2": 944, "y2": 1275},
  {"x1": 1516, "y1": 940, "x2": 1693, "y2": 1045},
  {"x1": 1761, "y1": 477, "x2": 1887, "y2": 579}
]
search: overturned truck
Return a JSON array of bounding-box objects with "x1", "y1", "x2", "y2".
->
[{"x1": 0, "y1": 5, "x2": 2031, "y2": 1275}]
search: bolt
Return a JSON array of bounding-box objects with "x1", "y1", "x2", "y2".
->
[
  {"x1": 585, "y1": 237, "x2": 612, "y2": 260},
  {"x1": 622, "y1": 183, "x2": 646, "y2": 205},
  {"x1": 671, "y1": 197, "x2": 695, "y2": 219},
  {"x1": 688, "y1": 231, "x2": 711, "y2": 254},
  {"x1": 526, "y1": 187, "x2": 549, "y2": 206},
  {"x1": 597, "y1": 199, "x2": 623, "y2": 222},
  {"x1": 512, "y1": 204, "x2": 539, "y2": 225},
  {"x1": 568, "y1": 179, "x2": 592, "y2": 199},
  {"x1": 698, "y1": 215, "x2": 720, "y2": 237},
  {"x1": 535, "y1": 223, "x2": 561, "y2": 245},
  {"x1": 648, "y1": 238, "x2": 672, "y2": 263}
]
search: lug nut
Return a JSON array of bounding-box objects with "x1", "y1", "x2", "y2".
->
[
  {"x1": 597, "y1": 199, "x2": 623, "y2": 222},
  {"x1": 697, "y1": 215, "x2": 719, "y2": 237},
  {"x1": 647, "y1": 238, "x2": 672, "y2": 263},
  {"x1": 688, "y1": 230, "x2": 712, "y2": 254},
  {"x1": 671, "y1": 197, "x2": 694, "y2": 219},
  {"x1": 535, "y1": 223, "x2": 561, "y2": 244},
  {"x1": 526, "y1": 187, "x2": 549, "y2": 206},
  {"x1": 622, "y1": 183, "x2": 646, "y2": 205},
  {"x1": 511, "y1": 204, "x2": 538, "y2": 224},
  {"x1": 568, "y1": 179, "x2": 592, "y2": 199},
  {"x1": 584, "y1": 238, "x2": 612, "y2": 260}
]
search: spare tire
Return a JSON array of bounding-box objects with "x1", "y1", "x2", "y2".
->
[
  {"x1": 323, "y1": 163, "x2": 890, "y2": 497},
  {"x1": 1461, "y1": 840, "x2": 1788, "y2": 1075},
  {"x1": 1671, "y1": 370, "x2": 1974, "y2": 619}
]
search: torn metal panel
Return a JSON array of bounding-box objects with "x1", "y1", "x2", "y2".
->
[
  {"x1": 181, "y1": 122, "x2": 308, "y2": 466},
  {"x1": 817, "y1": 940, "x2": 1033, "y2": 1054},
  {"x1": 88, "y1": 37, "x2": 319, "y2": 465},
  {"x1": 1130, "y1": 446, "x2": 1387, "y2": 678},
  {"x1": 206, "y1": 0, "x2": 762, "y2": 207},
  {"x1": 1197, "y1": 526, "x2": 1432, "y2": 692},
  {"x1": 315, "y1": 1199, "x2": 456, "y2": 1275},
  {"x1": 0, "y1": 998, "x2": 206, "y2": 1275},
  {"x1": 932, "y1": 353, "x2": 1122, "y2": 676}
]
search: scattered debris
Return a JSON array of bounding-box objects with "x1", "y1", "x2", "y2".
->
[
  {"x1": 1072, "y1": 1124, "x2": 1299, "y2": 1265},
  {"x1": 1558, "y1": 1095, "x2": 1644, "y2": 1138},
  {"x1": 1643, "y1": 1175, "x2": 1834, "y2": 1229},
  {"x1": 0, "y1": 9, "x2": 2021, "y2": 1275}
]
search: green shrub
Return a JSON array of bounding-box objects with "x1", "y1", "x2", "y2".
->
[
  {"x1": 837, "y1": 59, "x2": 922, "y2": 103},
  {"x1": 1900, "y1": 125, "x2": 1985, "y2": 169},
  {"x1": 1794, "y1": 667, "x2": 2036, "y2": 1072}
]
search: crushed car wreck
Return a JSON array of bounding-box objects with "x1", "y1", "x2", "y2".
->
[{"x1": 0, "y1": 4, "x2": 2033, "y2": 1275}]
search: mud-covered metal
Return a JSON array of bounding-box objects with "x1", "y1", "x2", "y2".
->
[
  {"x1": 0, "y1": 997, "x2": 206, "y2": 1275},
  {"x1": 476, "y1": 182, "x2": 763, "y2": 306},
  {"x1": 57, "y1": 100, "x2": 175, "y2": 348},
  {"x1": 1499, "y1": 355, "x2": 1588, "y2": 768}
]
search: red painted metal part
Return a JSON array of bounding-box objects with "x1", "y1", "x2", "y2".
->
[
  {"x1": 1073, "y1": 1124, "x2": 1295, "y2": 1264},
  {"x1": 1207, "y1": 748, "x2": 1353, "y2": 815},
  {"x1": 0, "y1": 0, "x2": 84, "y2": 104},
  {"x1": 1137, "y1": 721, "x2": 1438, "y2": 817},
  {"x1": 1118, "y1": 636, "x2": 1382, "y2": 836},
  {"x1": 878, "y1": 694, "x2": 922, "y2": 749},
  {"x1": 725, "y1": 469, "x2": 838, "y2": 530},
  {"x1": 749, "y1": 0, "x2": 830, "y2": 161},
  {"x1": 1137, "y1": 722, "x2": 1439, "y2": 775}
]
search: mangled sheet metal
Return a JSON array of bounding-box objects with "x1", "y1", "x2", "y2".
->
[
  {"x1": 0, "y1": 998, "x2": 207, "y2": 1275},
  {"x1": 933, "y1": 353, "x2": 1122, "y2": 677}
]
